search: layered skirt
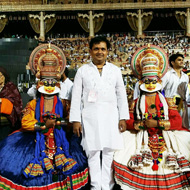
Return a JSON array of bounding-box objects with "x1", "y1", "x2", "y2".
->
[
  {"x1": 114, "y1": 130, "x2": 190, "y2": 190},
  {"x1": 0, "y1": 131, "x2": 89, "y2": 190}
]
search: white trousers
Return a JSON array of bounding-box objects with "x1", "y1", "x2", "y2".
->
[{"x1": 85, "y1": 148, "x2": 115, "y2": 190}]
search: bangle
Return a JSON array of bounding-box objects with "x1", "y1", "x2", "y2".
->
[
  {"x1": 158, "y1": 120, "x2": 165, "y2": 130},
  {"x1": 158, "y1": 120, "x2": 170, "y2": 130},
  {"x1": 139, "y1": 126, "x2": 145, "y2": 130},
  {"x1": 34, "y1": 122, "x2": 45, "y2": 131},
  {"x1": 134, "y1": 121, "x2": 144, "y2": 130},
  {"x1": 158, "y1": 126, "x2": 165, "y2": 130},
  {"x1": 163, "y1": 120, "x2": 171, "y2": 130}
]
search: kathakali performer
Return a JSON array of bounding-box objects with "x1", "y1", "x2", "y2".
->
[
  {"x1": 114, "y1": 44, "x2": 190, "y2": 190},
  {"x1": 0, "y1": 44, "x2": 88, "y2": 190}
]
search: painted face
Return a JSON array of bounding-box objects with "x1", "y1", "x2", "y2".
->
[
  {"x1": 90, "y1": 42, "x2": 108, "y2": 65},
  {"x1": 43, "y1": 79, "x2": 56, "y2": 94},
  {"x1": 0, "y1": 72, "x2": 5, "y2": 89},
  {"x1": 144, "y1": 78, "x2": 158, "y2": 91}
]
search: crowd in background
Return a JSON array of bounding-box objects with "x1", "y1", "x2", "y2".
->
[
  {"x1": 47, "y1": 33, "x2": 190, "y2": 101},
  {"x1": 50, "y1": 33, "x2": 190, "y2": 72}
]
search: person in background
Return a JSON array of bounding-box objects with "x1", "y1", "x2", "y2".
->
[
  {"x1": 69, "y1": 36, "x2": 129, "y2": 190},
  {"x1": 27, "y1": 78, "x2": 39, "y2": 99},
  {"x1": 59, "y1": 67, "x2": 73, "y2": 101},
  {"x1": 133, "y1": 81, "x2": 140, "y2": 100},
  {"x1": 184, "y1": 69, "x2": 190, "y2": 129},
  {"x1": 59, "y1": 67, "x2": 73, "y2": 124},
  {"x1": 161, "y1": 53, "x2": 189, "y2": 128},
  {"x1": 161, "y1": 54, "x2": 189, "y2": 109},
  {"x1": 0, "y1": 66, "x2": 23, "y2": 140}
]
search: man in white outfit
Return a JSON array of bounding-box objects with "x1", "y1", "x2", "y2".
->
[
  {"x1": 69, "y1": 36, "x2": 129, "y2": 190},
  {"x1": 161, "y1": 53, "x2": 189, "y2": 101},
  {"x1": 184, "y1": 70, "x2": 190, "y2": 129},
  {"x1": 59, "y1": 67, "x2": 73, "y2": 101},
  {"x1": 161, "y1": 53, "x2": 189, "y2": 128}
]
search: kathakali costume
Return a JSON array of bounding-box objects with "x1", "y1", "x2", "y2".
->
[
  {"x1": 0, "y1": 44, "x2": 88, "y2": 190},
  {"x1": 114, "y1": 45, "x2": 190, "y2": 190}
]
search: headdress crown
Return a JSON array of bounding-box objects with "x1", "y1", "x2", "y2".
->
[{"x1": 131, "y1": 44, "x2": 169, "y2": 80}]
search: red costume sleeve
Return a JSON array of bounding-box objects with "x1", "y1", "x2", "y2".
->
[
  {"x1": 126, "y1": 99, "x2": 136, "y2": 130},
  {"x1": 168, "y1": 109, "x2": 189, "y2": 131},
  {"x1": 126, "y1": 112, "x2": 135, "y2": 130}
]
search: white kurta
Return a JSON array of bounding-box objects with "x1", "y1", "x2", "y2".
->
[
  {"x1": 59, "y1": 78, "x2": 73, "y2": 100},
  {"x1": 70, "y1": 62, "x2": 129, "y2": 151}
]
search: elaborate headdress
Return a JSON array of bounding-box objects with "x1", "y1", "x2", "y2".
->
[
  {"x1": 131, "y1": 44, "x2": 169, "y2": 92},
  {"x1": 28, "y1": 43, "x2": 66, "y2": 95}
]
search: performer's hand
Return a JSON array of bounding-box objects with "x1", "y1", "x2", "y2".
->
[
  {"x1": 144, "y1": 119, "x2": 157, "y2": 128},
  {"x1": 40, "y1": 125, "x2": 46, "y2": 130},
  {"x1": 73, "y1": 122, "x2": 82, "y2": 137},
  {"x1": 119, "y1": 120, "x2": 126, "y2": 132},
  {"x1": 45, "y1": 118, "x2": 56, "y2": 129}
]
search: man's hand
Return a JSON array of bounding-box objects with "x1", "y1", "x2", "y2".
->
[
  {"x1": 119, "y1": 120, "x2": 126, "y2": 132},
  {"x1": 73, "y1": 122, "x2": 82, "y2": 137},
  {"x1": 144, "y1": 119, "x2": 157, "y2": 128}
]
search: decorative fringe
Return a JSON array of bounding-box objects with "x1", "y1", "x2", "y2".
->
[
  {"x1": 128, "y1": 153, "x2": 143, "y2": 170},
  {"x1": 23, "y1": 163, "x2": 33, "y2": 178},
  {"x1": 165, "y1": 151, "x2": 179, "y2": 170},
  {"x1": 62, "y1": 158, "x2": 78, "y2": 175},
  {"x1": 23, "y1": 159, "x2": 44, "y2": 178},
  {"x1": 54, "y1": 153, "x2": 69, "y2": 169},
  {"x1": 42, "y1": 157, "x2": 54, "y2": 173},
  {"x1": 142, "y1": 130, "x2": 152, "y2": 166},
  {"x1": 176, "y1": 154, "x2": 190, "y2": 173},
  {"x1": 142, "y1": 150, "x2": 152, "y2": 166}
]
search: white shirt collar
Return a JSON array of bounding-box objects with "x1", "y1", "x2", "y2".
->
[{"x1": 170, "y1": 68, "x2": 185, "y2": 76}]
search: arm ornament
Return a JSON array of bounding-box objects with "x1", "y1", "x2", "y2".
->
[
  {"x1": 158, "y1": 120, "x2": 170, "y2": 130},
  {"x1": 165, "y1": 98, "x2": 178, "y2": 110},
  {"x1": 34, "y1": 122, "x2": 45, "y2": 131}
]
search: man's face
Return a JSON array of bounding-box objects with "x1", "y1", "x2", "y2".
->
[
  {"x1": 90, "y1": 42, "x2": 108, "y2": 65},
  {"x1": 0, "y1": 72, "x2": 5, "y2": 89},
  {"x1": 172, "y1": 56, "x2": 184, "y2": 69}
]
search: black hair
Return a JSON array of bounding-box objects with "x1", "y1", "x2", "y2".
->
[
  {"x1": 64, "y1": 67, "x2": 69, "y2": 77},
  {"x1": 89, "y1": 36, "x2": 111, "y2": 50},
  {"x1": 0, "y1": 66, "x2": 10, "y2": 84},
  {"x1": 169, "y1": 53, "x2": 184, "y2": 68}
]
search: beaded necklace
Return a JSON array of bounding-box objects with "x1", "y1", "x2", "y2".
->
[{"x1": 144, "y1": 93, "x2": 166, "y2": 171}]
